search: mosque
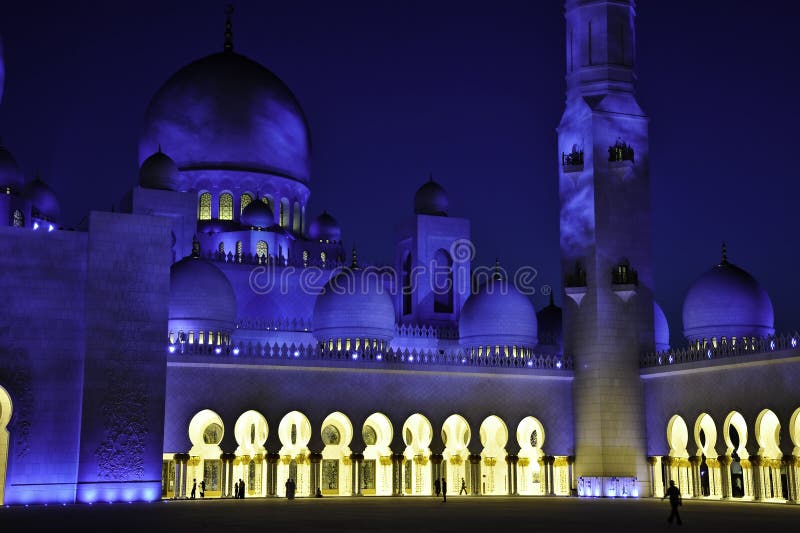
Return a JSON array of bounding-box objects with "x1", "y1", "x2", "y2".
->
[{"x1": 0, "y1": 0, "x2": 798, "y2": 506}]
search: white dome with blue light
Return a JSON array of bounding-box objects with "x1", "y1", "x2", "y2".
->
[
  {"x1": 459, "y1": 273, "x2": 538, "y2": 349},
  {"x1": 312, "y1": 263, "x2": 395, "y2": 342},
  {"x1": 169, "y1": 243, "x2": 237, "y2": 335},
  {"x1": 682, "y1": 247, "x2": 774, "y2": 342},
  {"x1": 240, "y1": 198, "x2": 275, "y2": 229},
  {"x1": 654, "y1": 301, "x2": 670, "y2": 352}
]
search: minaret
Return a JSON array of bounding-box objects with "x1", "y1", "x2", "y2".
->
[{"x1": 558, "y1": 0, "x2": 654, "y2": 496}]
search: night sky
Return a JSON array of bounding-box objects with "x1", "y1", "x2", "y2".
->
[{"x1": 1, "y1": 1, "x2": 797, "y2": 347}]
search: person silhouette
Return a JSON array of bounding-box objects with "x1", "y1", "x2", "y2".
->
[
  {"x1": 234, "y1": 479, "x2": 239, "y2": 499},
  {"x1": 285, "y1": 478, "x2": 291, "y2": 499},
  {"x1": 190, "y1": 478, "x2": 196, "y2": 499},
  {"x1": 434, "y1": 477, "x2": 441, "y2": 497},
  {"x1": 239, "y1": 478, "x2": 246, "y2": 498},
  {"x1": 199, "y1": 479, "x2": 205, "y2": 498},
  {"x1": 441, "y1": 477, "x2": 447, "y2": 502},
  {"x1": 459, "y1": 477, "x2": 467, "y2": 495},
  {"x1": 662, "y1": 479, "x2": 683, "y2": 525}
]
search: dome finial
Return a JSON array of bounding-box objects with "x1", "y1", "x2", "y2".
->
[
  {"x1": 191, "y1": 235, "x2": 200, "y2": 258},
  {"x1": 157, "y1": 143, "x2": 162, "y2": 153},
  {"x1": 493, "y1": 258, "x2": 503, "y2": 281},
  {"x1": 224, "y1": 4, "x2": 234, "y2": 53},
  {"x1": 721, "y1": 241, "x2": 728, "y2": 265}
]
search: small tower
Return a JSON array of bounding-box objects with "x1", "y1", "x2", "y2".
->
[
  {"x1": 394, "y1": 175, "x2": 470, "y2": 326},
  {"x1": 558, "y1": 0, "x2": 654, "y2": 496}
]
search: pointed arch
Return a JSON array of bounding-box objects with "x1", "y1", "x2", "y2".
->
[{"x1": 479, "y1": 415, "x2": 508, "y2": 495}]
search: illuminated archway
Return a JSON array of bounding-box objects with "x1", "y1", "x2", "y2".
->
[
  {"x1": 0, "y1": 385, "x2": 12, "y2": 505},
  {"x1": 363, "y1": 413, "x2": 393, "y2": 496},
  {"x1": 233, "y1": 410, "x2": 268, "y2": 497},
  {"x1": 790, "y1": 407, "x2": 800, "y2": 455},
  {"x1": 517, "y1": 416, "x2": 545, "y2": 495},
  {"x1": 277, "y1": 411, "x2": 312, "y2": 497},
  {"x1": 754, "y1": 409, "x2": 783, "y2": 500},
  {"x1": 666, "y1": 415, "x2": 691, "y2": 497},
  {"x1": 479, "y1": 415, "x2": 508, "y2": 495},
  {"x1": 723, "y1": 411, "x2": 749, "y2": 498},
  {"x1": 402, "y1": 413, "x2": 433, "y2": 495},
  {"x1": 187, "y1": 409, "x2": 225, "y2": 498},
  {"x1": 693, "y1": 413, "x2": 720, "y2": 497},
  {"x1": 442, "y1": 414, "x2": 470, "y2": 495},
  {"x1": 320, "y1": 412, "x2": 354, "y2": 495}
]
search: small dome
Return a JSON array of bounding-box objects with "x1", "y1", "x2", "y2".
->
[
  {"x1": 169, "y1": 254, "x2": 237, "y2": 335},
  {"x1": 308, "y1": 211, "x2": 341, "y2": 242},
  {"x1": 654, "y1": 301, "x2": 670, "y2": 352},
  {"x1": 0, "y1": 142, "x2": 23, "y2": 190},
  {"x1": 22, "y1": 176, "x2": 60, "y2": 220},
  {"x1": 240, "y1": 199, "x2": 275, "y2": 229},
  {"x1": 139, "y1": 149, "x2": 180, "y2": 190},
  {"x1": 682, "y1": 252, "x2": 774, "y2": 342},
  {"x1": 414, "y1": 177, "x2": 448, "y2": 216},
  {"x1": 536, "y1": 294, "x2": 562, "y2": 346},
  {"x1": 459, "y1": 277, "x2": 538, "y2": 349},
  {"x1": 312, "y1": 267, "x2": 395, "y2": 342}
]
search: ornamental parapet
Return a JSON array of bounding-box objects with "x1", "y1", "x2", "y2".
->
[
  {"x1": 640, "y1": 331, "x2": 800, "y2": 369},
  {"x1": 170, "y1": 339, "x2": 573, "y2": 373}
]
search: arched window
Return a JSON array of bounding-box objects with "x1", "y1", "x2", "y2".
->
[
  {"x1": 402, "y1": 253, "x2": 412, "y2": 315},
  {"x1": 218, "y1": 242, "x2": 225, "y2": 255},
  {"x1": 320, "y1": 251, "x2": 327, "y2": 266},
  {"x1": 433, "y1": 249, "x2": 454, "y2": 313},
  {"x1": 279, "y1": 198, "x2": 289, "y2": 227},
  {"x1": 302, "y1": 250, "x2": 309, "y2": 266},
  {"x1": 240, "y1": 193, "x2": 253, "y2": 214},
  {"x1": 256, "y1": 240, "x2": 268, "y2": 258},
  {"x1": 292, "y1": 201, "x2": 301, "y2": 233},
  {"x1": 236, "y1": 241, "x2": 243, "y2": 261},
  {"x1": 198, "y1": 192, "x2": 212, "y2": 220},
  {"x1": 12, "y1": 209, "x2": 24, "y2": 228},
  {"x1": 219, "y1": 193, "x2": 233, "y2": 221}
]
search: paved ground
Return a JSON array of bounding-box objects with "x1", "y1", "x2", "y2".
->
[{"x1": 2, "y1": 496, "x2": 798, "y2": 533}]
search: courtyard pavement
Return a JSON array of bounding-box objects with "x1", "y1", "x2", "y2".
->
[{"x1": 1, "y1": 496, "x2": 797, "y2": 532}]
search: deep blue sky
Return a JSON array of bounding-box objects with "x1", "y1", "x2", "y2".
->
[{"x1": 1, "y1": 1, "x2": 797, "y2": 347}]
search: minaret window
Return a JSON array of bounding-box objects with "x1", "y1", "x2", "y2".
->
[
  {"x1": 256, "y1": 240, "x2": 268, "y2": 259},
  {"x1": 302, "y1": 250, "x2": 309, "y2": 267},
  {"x1": 218, "y1": 242, "x2": 225, "y2": 256},
  {"x1": 279, "y1": 198, "x2": 289, "y2": 227},
  {"x1": 198, "y1": 192, "x2": 212, "y2": 220},
  {"x1": 236, "y1": 241, "x2": 243, "y2": 262},
  {"x1": 402, "y1": 253, "x2": 413, "y2": 315},
  {"x1": 219, "y1": 193, "x2": 233, "y2": 220},
  {"x1": 321, "y1": 251, "x2": 327, "y2": 267},
  {"x1": 433, "y1": 249, "x2": 454, "y2": 314},
  {"x1": 12, "y1": 209, "x2": 24, "y2": 227},
  {"x1": 240, "y1": 193, "x2": 253, "y2": 214},
  {"x1": 612, "y1": 261, "x2": 638, "y2": 285},
  {"x1": 562, "y1": 144, "x2": 584, "y2": 168},
  {"x1": 292, "y1": 201, "x2": 301, "y2": 233},
  {"x1": 608, "y1": 137, "x2": 634, "y2": 162},
  {"x1": 565, "y1": 262, "x2": 586, "y2": 287}
]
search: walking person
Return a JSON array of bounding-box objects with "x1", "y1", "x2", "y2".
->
[
  {"x1": 441, "y1": 477, "x2": 447, "y2": 502},
  {"x1": 662, "y1": 480, "x2": 683, "y2": 525},
  {"x1": 190, "y1": 478, "x2": 197, "y2": 499},
  {"x1": 459, "y1": 477, "x2": 467, "y2": 495},
  {"x1": 434, "y1": 477, "x2": 441, "y2": 497}
]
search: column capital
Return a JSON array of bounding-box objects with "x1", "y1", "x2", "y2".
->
[
  {"x1": 688, "y1": 456, "x2": 701, "y2": 466},
  {"x1": 220, "y1": 452, "x2": 236, "y2": 462},
  {"x1": 429, "y1": 453, "x2": 444, "y2": 465},
  {"x1": 717, "y1": 455, "x2": 732, "y2": 466},
  {"x1": 646, "y1": 456, "x2": 658, "y2": 466},
  {"x1": 505, "y1": 454, "x2": 519, "y2": 464},
  {"x1": 309, "y1": 452, "x2": 323, "y2": 463},
  {"x1": 468, "y1": 454, "x2": 482, "y2": 465},
  {"x1": 349, "y1": 453, "x2": 365, "y2": 462},
  {"x1": 266, "y1": 452, "x2": 281, "y2": 464},
  {"x1": 392, "y1": 452, "x2": 406, "y2": 463},
  {"x1": 749, "y1": 455, "x2": 763, "y2": 467}
]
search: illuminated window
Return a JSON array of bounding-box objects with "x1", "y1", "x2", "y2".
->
[
  {"x1": 321, "y1": 251, "x2": 327, "y2": 265},
  {"x1": 198, "y1": 331, "x2": 205, "y2": 345},
  {"x1": 302, "y1": 250, "x2": 309, "y2": 266},
  {"x1": 240, "y1": 193, "x2": 253, "y2": 214},
  {"x1": 198, "y1": 192, "x2": 211, "y2": 220},
  {"x1": 292, "y1": 201, "x2": 301, "y2": 232},
  {"x1": 219, "y1": 193, "x2": 233, "y2": 220},
  {"x1": 218, "y1": 242, "x2": 225, "y2": 255},
  {"x1": 236, "y1": 241, "x2": 243, "y2": 261},
  {"x1": 279, "y1": 198, "x2": 289, "y2": 227},
  {"x1": 188, "y1": 331, "x2": 195, "y2": 344},
  {"x1": 262, "y1": 195, "x2": 272, "y2": 210},
  {"x1": 256, "y1": 240, "x2": 268, "y2": 258},
  {"x1": 12, "y1": 209, "x2": 24, "y2": 227}
]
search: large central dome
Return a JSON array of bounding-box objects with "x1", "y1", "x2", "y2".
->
[{"x1": 139, "y1": 50, "x2": 311, "y2": 184}]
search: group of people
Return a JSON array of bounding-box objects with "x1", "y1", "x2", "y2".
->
[
  {"x1": 285, "y1": 478, "x2": 297, "y2": 499},
  {"x1": 233, "y1": 478, "x2": 247, "y2": 499},
  {"x1": 189, "y1": 478, "x2": 205, "y2": 499},
  {"x1": 433, "y1": 477, "x2": 448, "y2": 502}
]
